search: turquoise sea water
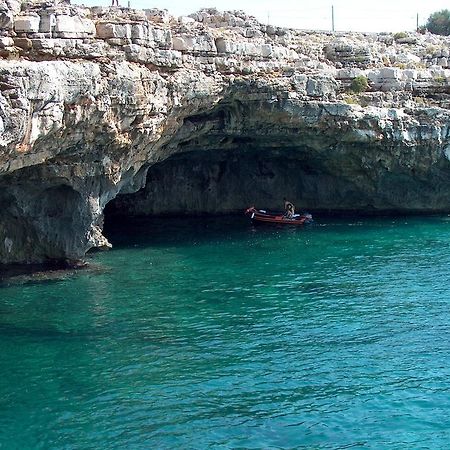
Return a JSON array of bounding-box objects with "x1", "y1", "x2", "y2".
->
[{"x1": 2, "y1": 215, "x2": 450, "y2": 449}]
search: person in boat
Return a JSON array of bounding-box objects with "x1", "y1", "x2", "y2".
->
[{"x1": 283, "y1": 198, "x2": 295, "y2": 219}]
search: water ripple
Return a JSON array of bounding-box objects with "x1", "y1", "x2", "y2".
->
[{"x1": 2, "y1": 216, "x2": 450, "y2": 448}]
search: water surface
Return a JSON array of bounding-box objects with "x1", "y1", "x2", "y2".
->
[{"x1": 2, "y1": 215, "x2": 450, "y2": 449}]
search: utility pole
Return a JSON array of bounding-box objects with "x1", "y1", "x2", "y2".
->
[
  {"x1": 331, "y1": 5, "x2": 335, "y2": 32},
  {"x1": 416, "y1": 12, "x2": 419, "y2": 31}
]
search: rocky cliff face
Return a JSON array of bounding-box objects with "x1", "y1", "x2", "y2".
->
[{"x1": 0, "y1": 1, "x2": 449, "y2": 264}]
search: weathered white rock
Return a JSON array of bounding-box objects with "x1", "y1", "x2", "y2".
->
[
  {"x1": 150, "y1": 27, "x2": 172, "y2": 48},
  {"x1": 14, "y1": 14, "x2": 40, "y2": 33},
  {"x1": 3, "y1": 0, "x2": 20, "y2": 15},
  {"x1": 172, "y1": 33, "x2": 216, "y2": 52},
  {"x1": 31, "y1": 38, "x2": 54, "y2": 51},
  {"x1": 178, "y1": 16, "x2": 195, "y2": 25},
  {"x1": 272, "y1": 46, "x2": 298, "y2": 60},
  {"x1": 131, "y1": 23, "x2": 148, "y2": 41},
  {"x1": 379, "y1": 67, "x2": 401, "y2": 79},
  {"x1": 402, "y1": 69, "x2": 418, "y2": 80},
  {"x1": 215, "y1": 38, "x2": 297, "y2": 60},
  {"x1": 143, "y1": 8, "x2": 170, "y2": 24},
  {"x1": 0, "y1": 9, "x2": 14, "y2": 30},
  {"x1": 106, "y1": 38, "x2": 131, "y2": 47},
  {"x1": 54, "y1": 15, "x2": 96, "y2": 38},
  {"x1": 152, "y1": 48, "x2": 182, "y2": 67},
  {"x1": 262, "y1": 45, "x2": 277, "y2": 58},
  {"x1": 0, "y1": 36, "x2": 14, "y2": 48},
  {"x1": 335, "y1": 68, "x2": 363, "y2": 79},
  {"x1": 324, "y1": 38, "x2": 372, "y2": 66},
  {"x1": 96, "y1": 22, "x2": 132, "y2": 40},
  {"x1": 38, "y1": 12, "x2": 56, "y2": 34},
  {"x1": 394, "y1": 52, "x2": 421, "y2": 65},
  {"x1": 244, "y1": 28, "x2": 263, "y2": 38},
  {"x1": 124, "y1": 43, "x2": 154, "y2": 63}
]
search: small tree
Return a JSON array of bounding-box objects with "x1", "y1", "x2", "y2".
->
[
  {"x1": 426, "y1": 9, "x2": 450, "y2": 36},
  {"x1": 350, "y1": 75, "x2": 368, "y2": 94}
]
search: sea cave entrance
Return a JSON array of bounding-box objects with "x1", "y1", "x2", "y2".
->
[
  {"x1": 104, "y1": 145, "x2": 361, "y2": 223},
  {"x1": 104, "y1": 99, "x2": 356, "y2": 221},
  {"x1": 103, "y1": 98, "x2": 433, "y2": 229}
]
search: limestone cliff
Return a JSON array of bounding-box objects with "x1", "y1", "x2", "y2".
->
[{"x1": 0, "y1": 2, "x2": 449, "y2": 264}]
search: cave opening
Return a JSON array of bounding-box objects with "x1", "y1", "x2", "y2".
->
[
  {"x1": 103, "y1": 100, "x2": 375, "y2": 227},
  {"x1": 105, "y1": 99, "x2": 314, "y2": 222},
  {"x1": 103, "y1": 97, "x2": 446, "y2": 235},
  {"x1": 103, "y1": 144, "x2": 355, "y2": 226}
]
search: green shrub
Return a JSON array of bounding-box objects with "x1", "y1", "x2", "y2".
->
[
  {"x1": 413, "y1": 96, "x2": 425, "y2": 104},
  {"x1": 343, "y1": 94, "x2": 359, "y2": 105},
  {"x1": 342, "y1": 93, "x2": 369, "y2": 107},
  {"x1": 350, "y1": 75, "x2": 369, "y2": 93},
  {"x1": 394, "y1": 62, "x2": 407, "y2": 69},
  {"x1": 434, "y1": 75, "x2": 447, "y2": 83},
  {"x1": 393, "y1": 32, "x2": 408, "y2": 40},
  {"x1": 426, "y1": 9, "x2": 450, "y2": 36}
]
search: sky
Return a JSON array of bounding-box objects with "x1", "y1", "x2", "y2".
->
[{"x1": 73, "y1": 0, "x2": 450, "y2": 33}]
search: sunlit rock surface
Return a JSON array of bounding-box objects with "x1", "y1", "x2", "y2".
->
[{"x1": 0, "y1": 1, "x2": 449, "y2": 264}]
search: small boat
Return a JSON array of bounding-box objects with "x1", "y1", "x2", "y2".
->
[{"x1": 245, "y1": 206, "x2": 313, "y2": 225}]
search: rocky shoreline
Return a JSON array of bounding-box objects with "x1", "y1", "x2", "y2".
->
[{"x1": 0, "y1": 0, "x2": 449, "y2": 265}]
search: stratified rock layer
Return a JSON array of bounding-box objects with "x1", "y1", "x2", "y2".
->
[{"x1": 0, "y1": 2, "x2": 449, "y2": 264}]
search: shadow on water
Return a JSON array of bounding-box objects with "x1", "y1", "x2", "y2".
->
[
  {"x1": 103, "y1": 211, "x2": 448, "y2": 249},
  {"x1": 103, "y1": 213, "x2": 255, "y2": 248},
  {"x1": 0, "y1": 261, "x2": 108, "y2": 287},
  {"x1": 0, "y1": 322, "x2": 93, "y2": 340},
  {"x1": 0, "y1": 214, "x2": 252, "y2": 285},
  {"x1": 3, "y1": 211, "x2": 448, "y2": 286}
]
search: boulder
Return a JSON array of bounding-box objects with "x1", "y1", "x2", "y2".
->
[
  {"x1": 0, "y1": 9, "x2": 14, "y2": 30},
  {"x1": 306, "y1": 76, "x2": 338, "y2": 97},
  {"x1": 0, "y1": 36, "x2": 14, "y2": 48},
  {"x1": 172, "y1": 33, "x2": 216, "y2": 53},
  {"x1": 131, "y1": 23, "x2": 148, "y2": 41},
  {"x1": 150, "y1": 27, "x2": 172, "y2": 49},
  {"x1": 143, "y1": 8, "x2": 170, "y2": 24},
  {"x1": 54, "y1": 15, "x2": 96, "y2": 38},
  {"x1": 96, "y1": 22, "x2": 132, "y2": 40},
  {"x1": 14, "y1": 14, "x2": 40, "y2": 33}
]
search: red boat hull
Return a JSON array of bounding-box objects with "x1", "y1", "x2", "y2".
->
[{"x1": 245, "y1": 207, "x2": 312, "y2": 225}]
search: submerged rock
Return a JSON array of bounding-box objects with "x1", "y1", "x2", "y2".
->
[{"x1": 0, "y1": 2, "x2": 449, "y2": 264}]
